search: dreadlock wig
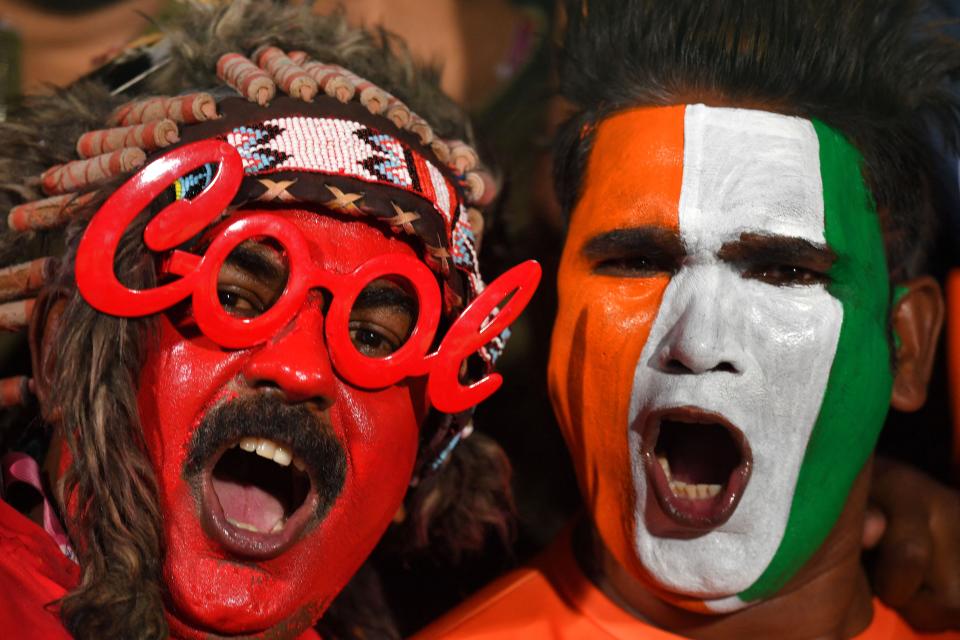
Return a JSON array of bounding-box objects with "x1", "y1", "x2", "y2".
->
[
  {"x1": 0, "y1": 2, "x2": 514, "y2": 638},
  {"x1": 555, "y1": 0, "x2": 960, "y2": 281}
]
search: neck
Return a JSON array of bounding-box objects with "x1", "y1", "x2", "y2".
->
[
  {"x1": 0, "y1": 0, "x2": 163, "y2": 92},
  {"x1": 576, "y1": 464, "x2": 875, "y2": 640}
]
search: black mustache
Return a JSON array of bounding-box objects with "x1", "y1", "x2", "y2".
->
[{"x1": 183, "y1": 394, "x2": 347, "y2": 518}]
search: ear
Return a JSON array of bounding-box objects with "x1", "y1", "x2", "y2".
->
[
  {"x1": 890, "y1": 276, "x2": 944, "y2": 412},
  {"x1": 27, "y1": 288, "x2": 68, "y2": 423}
]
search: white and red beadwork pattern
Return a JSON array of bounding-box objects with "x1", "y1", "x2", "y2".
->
[
  {"x1": 224, "y1": 116, "x2": 459, "y2": 227},
  {"x1": 451, "y1": 207, "x2": 480, "y2": 277}
]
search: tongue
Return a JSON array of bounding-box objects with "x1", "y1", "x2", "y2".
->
[{"x1": 212, "y1": 477, "x2": 285, "y2": 533}]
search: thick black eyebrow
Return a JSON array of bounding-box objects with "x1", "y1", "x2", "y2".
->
[
  {"x1": 717, "y1": 232, "x2": 837, "y2": 271},
  {"x1": 223, "y1": 243, "x2": 287, "y2": 285},
  {"x1": 581, "y1": 226, "x2": 685, "y2": 262},
  {"x1": 353, "y1": 285, "x2": 417, "y2": 316}
]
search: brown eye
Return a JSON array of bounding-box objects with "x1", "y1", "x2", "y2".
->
[
  {"x1": 349, "y1": 324, "x2": 400, "y2": 358},
  {"x1": 216, "y1": 238, "x2": 290, "y2": 318},
  {"x1": 218, "y1": 287, "x2": 263, "y2": 318},
  {"x1": 348, "y1": 280, "x2": 417, "y2": 359},
  {"x1": 584, "y1": 227, "x2": 685, "y2": 278},
  {"x1": 594, "y1": 256, "x2": 659, "y2": 277},
  {"x1": 744, "y1": 265, "x2": 829, "y2": 286}
]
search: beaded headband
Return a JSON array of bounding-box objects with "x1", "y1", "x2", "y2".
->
[{"x1": 161, "y1": 94, "x2": 482, "y2": 316}]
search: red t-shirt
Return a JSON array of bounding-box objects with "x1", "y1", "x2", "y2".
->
[
  {"x1": 417, "y1": 527, "x2": 960, "y2": 640},
  {"x1": 0, "y1": 498, "x2": 324, "y2": 639},
  {"x1": 0, "y1": 498, "x2": 78, "y2": 638}
]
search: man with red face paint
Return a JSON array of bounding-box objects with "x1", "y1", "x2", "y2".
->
[
  {"x1": 0, "y1": 2, "x2": 538, "y2": 638},
  {"x1": 419, "y1": 0, "x2": 960, "y2": 638}
]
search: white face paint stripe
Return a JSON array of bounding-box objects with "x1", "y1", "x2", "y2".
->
[
  {"x1": 680, "y1": 105, "x2": 828, "y2": 248},
  {"x1": 626, "y1": 105, "x2": 844, "y2": 606}
]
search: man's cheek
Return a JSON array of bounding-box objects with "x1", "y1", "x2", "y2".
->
[
  {"x1": 332, "y1": 383, "x2": 421, "y2": 516},
  {"x1": 549, "y1": 275, "x2": 671, "y2": 574},
  {"x1": 553, "y1": 276, "x2": 671, "y2": 451},
  {"x1": 137, "y1": 321, "x2": 248, "y2": 474}
]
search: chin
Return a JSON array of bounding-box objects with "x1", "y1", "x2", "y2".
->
[
  {"x1": 653, "y1": 586, "x2": 757, "y2": 615},
  {"x1": 160, "y1": 551, "x2": 327, "y2": 638},
  {"x1": 155, "y1": 487, "x2": 347, "y2": 639}
]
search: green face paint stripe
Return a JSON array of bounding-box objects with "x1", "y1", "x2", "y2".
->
[{"x1": 739, "y1": 120, "x2": 894, "y2": 601}]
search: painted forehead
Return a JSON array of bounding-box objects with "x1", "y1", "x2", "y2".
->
[
  {"x1": 575, "y1": 104, "x2": 875, "y2": 249},
  {"x1": 217, "y1": 208, "x2": 419, "y2": 272}
]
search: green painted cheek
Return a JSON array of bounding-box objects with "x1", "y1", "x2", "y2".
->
[{"x1": 740, "y1": 121, "x2": 894, "y2": 601}]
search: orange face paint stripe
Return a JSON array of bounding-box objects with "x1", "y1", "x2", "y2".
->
[{"x1": 548, "y1": 105, "x2": 685, "y2": 579}]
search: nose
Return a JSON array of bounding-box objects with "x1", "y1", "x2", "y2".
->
[
  {"x1": 241, "y1": 298, "x2": 337, "y2": 406},
  {"x1": 653, "y1": 268, "x2": 745, "y2": 375}
]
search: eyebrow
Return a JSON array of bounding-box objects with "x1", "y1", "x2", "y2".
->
[
  {"x1": 717, "y1": 232, "x2": 837, "y2": 270},
  {"x1": 224, "y1": 243, "x2": 287, "y2": 285},
  {"x1": 353, "y1": 285, "x2": 417, "y2": 316},
  {"x1": 581, "y1": 226, "x2": 685, "y2": 261}
]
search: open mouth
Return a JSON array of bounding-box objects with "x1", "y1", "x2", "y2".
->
[
  {"x1": 642, "y1": 407, "x2": 752, "y2": 529},
  {"x1": 201, "y1": 437, "x2": 319, "y2": 559}
]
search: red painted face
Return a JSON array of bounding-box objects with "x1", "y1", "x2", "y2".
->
[{"x1": 136, "y1": 208, "x2": 429, "y2": 638}]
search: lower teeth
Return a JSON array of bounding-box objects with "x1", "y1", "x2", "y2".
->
[
  {"x1": 670, "y1": 481, "x2": 721, "y2": 499},
  {"x1": 227, "y1": 518, "x2": 259, "y2": 532},
  {"x1": 658, "y1": 455, "x2": 722, "y2": 499},
  {"x1": 226, "y1": 517, "x2": 287, "y2": 534}
]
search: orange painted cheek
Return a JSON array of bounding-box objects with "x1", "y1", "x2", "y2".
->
[{"x1": 549, "y1": 259, "x2": 670, "y2": 575}]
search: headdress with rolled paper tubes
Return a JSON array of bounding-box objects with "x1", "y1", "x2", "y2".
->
[{"x1": 0, "y1": 2, "x2": 535, "y2": 638}]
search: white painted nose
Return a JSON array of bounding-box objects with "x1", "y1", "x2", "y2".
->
[{"x1": 652, "y1": 266, "x2": 745, "y2": 375}]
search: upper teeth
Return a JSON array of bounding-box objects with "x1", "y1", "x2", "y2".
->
[
  {"x1": 236, "y1": 437, "x2": 302, "y2": 469},
  {"x1": 657, "y1": 455, "x2": 722, "y2": 500}
]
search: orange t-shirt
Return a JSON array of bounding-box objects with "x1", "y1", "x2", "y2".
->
[{"x1": 416, "y1": 527, "x2": 960, "y2": 640}]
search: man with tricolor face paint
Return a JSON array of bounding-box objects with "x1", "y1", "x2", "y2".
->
[
  {"x1": 551, "y1": 103, "x2": 909, "y2": 612},
  {"x1": 419, "y1": 0, "x2": 960, "y2": 638},
  {"x1": 0, "y1": 3, "x2": 539, "y2": 639}
]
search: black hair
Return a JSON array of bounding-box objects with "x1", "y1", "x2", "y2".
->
[{"x1": 555, "y1": 0, "x2": 960, "y2": 280}]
